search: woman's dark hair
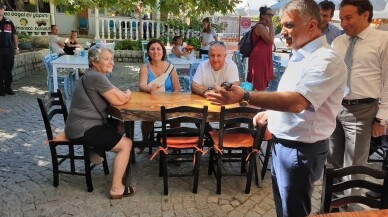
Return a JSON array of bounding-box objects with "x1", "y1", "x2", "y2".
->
[
  {"x1": 259, "y1": 6, "x2": 271, "y2": 20},
  {"x1": 146, "y1": 39, "x2": 166, "y2": 62},
  {"x1": 340, "y1": 0, "x2": 373, "y2": 23},
  {"x1": 202, "y1": 17, "x2": 212, "y2": 33}
]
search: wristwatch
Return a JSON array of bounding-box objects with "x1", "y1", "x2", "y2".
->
[
  {"x1": 242, "y1": 91, "x2": 250, "y2": 101},
  {"x1": 374, "y1": 117, "x2": 386, "y2": 126},
  {"x1": 239, "y1": 91, "x2": 250, "y2": 106}
]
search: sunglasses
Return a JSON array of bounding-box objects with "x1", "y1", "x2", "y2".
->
[
  {"x1": 210, "y1": 41, "x2": 225, "y2": 46},
  {"x1": 266, "y1": 13, "x2": 274, "y2": 17}
]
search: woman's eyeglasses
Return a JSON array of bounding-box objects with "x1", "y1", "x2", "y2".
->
[{"x1": 266, "y1": 13, "x2": 274, "y2": 17}]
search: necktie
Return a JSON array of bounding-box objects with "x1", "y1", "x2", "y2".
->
[{"x1": 344, "y1": 37, "x2": 358, "y2": 94}]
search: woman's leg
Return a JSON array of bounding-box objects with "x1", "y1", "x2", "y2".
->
[{"x1": 109, "y1": 136, "x2": 132, "y2": 195}]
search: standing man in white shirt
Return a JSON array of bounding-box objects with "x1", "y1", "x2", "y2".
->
[
  {"x1": 318, "y1": 0, "x2": 342, "y2": 44},
  {"x1": 328, "y1": 0, "x2": 388, "y2": 197},
  {"x1": 206, "y1": 0, "x2": 347, "y2": 215},
  {"x1": 48, "y1": 25, "x2": 65, "y2": 54}
]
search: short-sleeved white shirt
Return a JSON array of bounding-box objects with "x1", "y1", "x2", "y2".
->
[
  {"x1": 48, "y1": 34, "x2": 64, "y2": 54},
  {"x1": 268, "y1": 36, "x2": 347, "y2": 143},
  {"x1": 200, "y1": 29, "x2": 217, "y2": 50},
  {"x1": 192, "y1": 58, "x2": 239, "y2": 88}
]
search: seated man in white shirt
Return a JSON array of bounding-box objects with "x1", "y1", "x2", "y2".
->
[
  {"x1": 191, "y1": 41, "x2": 240, "y2": 97},
  {"x1": 48, "y1": 25, "x2": 65, "y2": 54}
]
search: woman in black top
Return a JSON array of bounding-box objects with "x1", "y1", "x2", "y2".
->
[{"x1": 64, "y1": 30, "x2": 81, "y2": 55}]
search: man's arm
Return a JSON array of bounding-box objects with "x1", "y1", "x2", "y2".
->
[
  {"x1": 191, "y1": 81, "x2": 209, "y2": 97},
  {"x1": 57, "y1": 40, "x2": 65, "y2": 48},
  {"x1": 13, "y1": 34, "x2": 19, "y2": 55},
  {"x1": 207, "y1": 85, "x2": 310, "y2": 113}
]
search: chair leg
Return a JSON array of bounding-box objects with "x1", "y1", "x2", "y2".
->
[
  {"x1": 241, "y1": 150, "x2": 247, "y2": 174},
  {"x1": 261, "y1": 140, "x2": 273, "y2": 179},
  {"x1": 69, "y1": 144, "x2": 76, "y2": 173},
  {"x1": 162, "y1": 152, "x2": 168, "y2": 195},
  {"x1": 159, "y1": 153, "x2": 163, "y2": 177},
  {"x1": 208, "y1": 148, "x2": 214, "y2": 175},
  {"x1": 83, "y1": 145, "x2": 94, "y2": 192},
  {"x1": 254, "y1": 155, "x2": 261, "y2": 187},
  {"x1": 245, "y1": 154, "x2": 255, "y2": 194},
  {"x1": 49, "y1": 145, "x2": 60, "y2": 187},
  {"x1": 192, "y1": 151, "x2": 202, "y2": 194},
  {"x1": 101, "y1": 151, "x2": 109, "y2": 175},
  {"x1": 216, "y1": 154, "x2": 222, "y2": 194}
]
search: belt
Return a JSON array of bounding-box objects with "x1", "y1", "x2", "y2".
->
[
  {"x1": 341, "y1": 98, "x2": 377, "y2": 105},
  {"x1": 272, "y1": 135, "x2": 323, "y2": 147}
]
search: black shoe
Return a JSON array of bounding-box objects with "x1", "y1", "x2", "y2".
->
[
  {"x1": 366, "y1": 191, "x2": 381, "y2": 199},
  {"x1": 5, "y1": 89, "x2": 15, "y2": 95},
  {"x1": 0, "y1": 91, "x2": 4, "y2": 96}
]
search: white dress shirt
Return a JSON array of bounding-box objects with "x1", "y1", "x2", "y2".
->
[
  {"x1": 332, "y1": 26, "x2": 388, "y2": 120},
  {"x1": 268, "y1": 36, "x2": 347, "y2": 143}
]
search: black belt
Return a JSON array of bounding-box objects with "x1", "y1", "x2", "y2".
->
[
  {"x1": 272, "y1": 135, "x2": 324, "y2": 147},
  {"x1": 341, "y1": 98, "x2": 377, "y2": 105}
]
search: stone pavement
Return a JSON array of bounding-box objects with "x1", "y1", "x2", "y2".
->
[{"x1": 0, "y1": 62, "x2": 379, "y2": 217}]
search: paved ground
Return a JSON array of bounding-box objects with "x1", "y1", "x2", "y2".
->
[{"x1": 0, "y1": 62, "x2": 381, "y2": 217}]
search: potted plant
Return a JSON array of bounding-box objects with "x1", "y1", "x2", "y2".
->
[{"x1": 18, "y1": 32, "x2": 32, "y2": 50}]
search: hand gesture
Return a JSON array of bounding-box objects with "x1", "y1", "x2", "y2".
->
[
  {"x1": 372, "y1": 122, "x2": 386, "y2": 137},
  {"x1": 206, "y1": 84, "x2": 245, "y2": 105},
  {"x1": 253, "y1": 112, "x2": 268, "y2": 127},
  {"x1": 149, "y1": 84, "x2": 160, "y2": 92}
]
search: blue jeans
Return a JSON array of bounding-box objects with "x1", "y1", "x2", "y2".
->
[{"x1": 271, "y1": 137, "x2": 328, "y2": 217}]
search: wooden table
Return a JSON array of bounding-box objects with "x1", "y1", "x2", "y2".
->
[
  {"x1": 50, "y1": 55, "x2": 88, "y2": 91},
  {"x1": 111, "y1": 92, "x2": 243, "y2": 122},
  {"x1": 311, "y1": 209, "x2": 388, "y2": 217},
  {"x1": 111, "y1": 92, "x2": 261, "y2": 186}
]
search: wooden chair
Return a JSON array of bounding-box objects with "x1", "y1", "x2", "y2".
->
[
  {"x1": 320, "y1": 164, "x2": 388, "y2": 213},
  {"x1": 207, "y1": 106, "x2": 267, "y2": 194},
  {"x1": 151, "y1": 105, "x2": 208, "y2": 195},
  {"x1": 37, "y1": 90, "x2": 109, "y2": 192}
]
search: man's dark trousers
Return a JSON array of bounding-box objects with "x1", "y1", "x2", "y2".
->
[{"x1": 0, "y1": 47, "x2": 14, "y2": 92}]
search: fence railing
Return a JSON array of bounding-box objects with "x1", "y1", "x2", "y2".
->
[{"x1": 98, "y1": 17, "x2": 167, "y2": 41}]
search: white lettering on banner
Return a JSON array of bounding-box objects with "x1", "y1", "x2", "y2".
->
[{"x1": 4, "y1": 11, "x2": 51, "y2": 33}]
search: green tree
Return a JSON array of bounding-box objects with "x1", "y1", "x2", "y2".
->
[{"x1": 46, "y1": 0, "x2": 241, "y2": 16}]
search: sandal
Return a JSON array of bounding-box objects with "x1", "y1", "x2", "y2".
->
[{"x1": 110, "y1": 186, "x2": 136, "y2": 199}]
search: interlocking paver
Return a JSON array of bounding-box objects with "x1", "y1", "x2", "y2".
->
[{"x1": 1, "y1": 61, "x2": 384, "y2": 216}]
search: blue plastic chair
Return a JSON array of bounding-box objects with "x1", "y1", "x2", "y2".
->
[
  {"x1": 201, "y1": 54, "x2": 209, "y2": 61},
  {"x1": 142, "y1": 40, "x2": 149, "y2": 63},
  {"x1": 78, "y1": 17, "x2": 88, "y2": 35},
  {"x1": 189, "y1": 62, "x2": 200, "y2": 84},
  {"x1": 43, "y1": 54, "x2": 72, "y2": 99}
]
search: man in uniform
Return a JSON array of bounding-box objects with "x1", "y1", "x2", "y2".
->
[{"x1": 0, "y1": 3, "x2": 19, "y2": 96}]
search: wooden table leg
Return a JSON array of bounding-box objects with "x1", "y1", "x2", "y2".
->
[{"x1": 123, "y1": 121, "x2": 134, "y2": 186}]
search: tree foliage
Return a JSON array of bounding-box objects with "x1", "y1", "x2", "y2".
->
[{"x1": 45, "y1": 0, "x2": 241, "y2": 16}]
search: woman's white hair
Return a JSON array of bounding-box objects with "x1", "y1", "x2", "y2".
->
[{"x1": 88, "y1": 44, "x2": 114, "y2": 68}]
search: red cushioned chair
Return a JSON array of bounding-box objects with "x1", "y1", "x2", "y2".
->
[
  {"x1": 207, "y1": 106, "x2": 267, "y2": 194},
  {"x1": 150, "y1": 105, "x2": 208, "y2": 195}
]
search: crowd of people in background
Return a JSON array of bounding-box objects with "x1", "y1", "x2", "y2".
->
[{"x1": 8, "y1": 1, "x2": 388, "y2": 216}]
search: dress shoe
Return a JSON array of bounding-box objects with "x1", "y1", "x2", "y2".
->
[
  {"x1": 0, "y1": 91, "x2": 4, "y2": 96},
  {"x1": 5, "y1": 89, "x2": 15, "y2": 95},
  {"x1": 365, "y1": 190, "x2": 381, "y2": 199}
]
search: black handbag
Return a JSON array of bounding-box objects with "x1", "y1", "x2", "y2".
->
[{"x1": 81, "y1": 75, "x2": 116, "y2": 130}]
